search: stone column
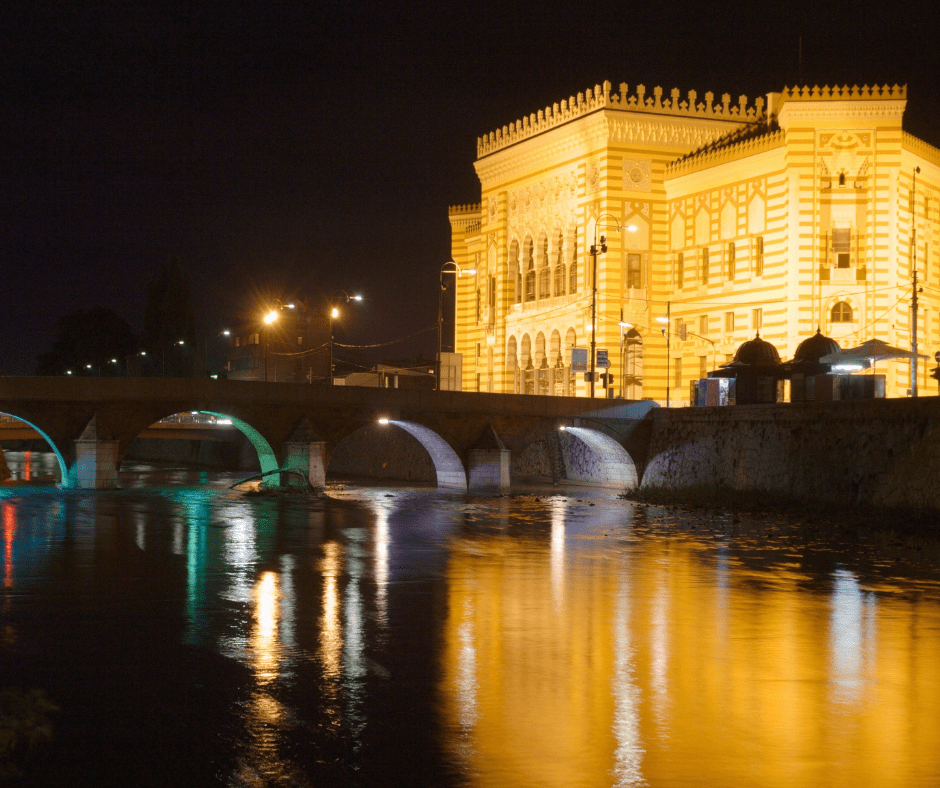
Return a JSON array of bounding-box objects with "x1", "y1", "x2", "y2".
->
[
  {"x1": 72, "y1": 438, "x2": 119, "y2": 489},
  {"x1": 70, "y1": 415, "x2": 119, "y2": 489},
  {"x1": 468, "y1": 447, "x2": 510, "y2": 492},
  {"x1": 281, "y1": 440, "x2": 328, "y2": 489}
]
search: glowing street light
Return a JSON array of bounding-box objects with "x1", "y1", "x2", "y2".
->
[
  {"x1": 438, "y1": 261, "x2": 476, "y2": 390},
  {"x1": 588, "y1": 214, "x2": 623, "y2": 398},
  {"x1": 329, "y1": 291, "x2": 363, "y2": 385}
]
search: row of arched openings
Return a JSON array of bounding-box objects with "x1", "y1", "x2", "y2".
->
[{"x1": 508, "y1": 229, "x2": 578, "y2": 305}]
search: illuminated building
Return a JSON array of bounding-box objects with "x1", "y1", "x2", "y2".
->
[
  {"x1": 449, "y1": 81, "x2": 940, "y2": 401},
  {"x1": 226, "y1": 300, "x2": 329, "y2": 383}
]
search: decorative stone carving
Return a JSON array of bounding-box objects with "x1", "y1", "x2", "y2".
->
[{"x1": 623, "y1": 159, "x2": 651, "y2": 192}]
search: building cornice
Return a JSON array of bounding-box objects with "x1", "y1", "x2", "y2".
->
[
  {"x1": 477, "y1": 80, "x2": 767, "y2": 158},
  {"x1": 902, "y1": 132, "x2": 940, "y2": 169},
  {"x1": 777, "y1": 100, "x2": 905, "y2": 128},
  {"x1": 474, "y1": 112, "x2": 744, "y2": 190}
]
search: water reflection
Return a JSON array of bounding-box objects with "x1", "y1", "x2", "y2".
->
[{"x1": 1, "y1": 467, "x2": 939, "y2": 787}]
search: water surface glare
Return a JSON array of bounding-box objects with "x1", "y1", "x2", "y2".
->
[{"x1": 1, "y1": 468, "x2": 939, "y2": 786}]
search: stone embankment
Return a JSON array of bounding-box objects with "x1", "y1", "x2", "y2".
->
[{"x1": 642, "y1": 398, "x2": 940, "y2": 511}]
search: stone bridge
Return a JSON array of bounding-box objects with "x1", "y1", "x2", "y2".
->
[{"x1": 0, "y1": 377, "x2": 655, "y2": 490}]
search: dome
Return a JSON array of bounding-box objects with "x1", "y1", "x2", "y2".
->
[
  {"x1": 730, "y1": 333, "x2": 781, "y2": 366},
  {"x1": 793, "y1": 329, "x2": 840, "y2": 364}
]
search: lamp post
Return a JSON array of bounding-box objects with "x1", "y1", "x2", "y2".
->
[
  {"x1": 588, "y1": 214, "x2": 624, "y2": 398},
  {"x1": 262, "y1": 310, "x2": 278, "y2": 382},
  {"x1": 438, "y1": 261, "x2": 476, "y2": 391},
  {"x1": 657, "y1": 304, "x2": 671, "y2": 407},
  {"x1": 911, "y1": 166, "x2": 921, "y2": 397},
  {"x1": 329, "y1": 291, "x2": 363, "y2": 385}
]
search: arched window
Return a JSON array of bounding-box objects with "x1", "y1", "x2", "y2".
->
[
  {"x1": 831, "y1": 301, "x2": 853, "y2": 323},
  {"x1": 524, "y1": 237, "x2": 536, "y2": 302},
  {"x1": 553, "y1": 229, "x2": 566, "y2": 296},
  {"x1": 509, "y1": 240, "x2": 520, "y2": 304},
  {"x1": 569, "y1": 229, "x2": 578, "y2": 294},
  {"x1": 538, "y1": 233, "x2": 551, "y2": 299}
]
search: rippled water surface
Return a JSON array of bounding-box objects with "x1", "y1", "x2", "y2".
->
[{"x1": 2, "y1": 456, "x2": 940, "y2": 786}]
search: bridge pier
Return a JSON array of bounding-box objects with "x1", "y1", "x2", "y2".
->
[
  {"x1": 72, "y1": 437, "x2": 119, "y2": 489},
  {"x1": 467, "y1": 447, "x2": 510, "y2": 492},
  {"x1": 281, "y1": 440, "x2": 328, "y2": 489}
]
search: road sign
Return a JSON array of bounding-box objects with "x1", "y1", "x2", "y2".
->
[
  {"x1": 571, "y1": 347, "x2": 588, "y2": 372},
  {"x1": 596, "y1": 349, "x2": 610, "y2": 369}
]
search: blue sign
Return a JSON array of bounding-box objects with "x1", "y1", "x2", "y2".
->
[{"x1": 596, "y1": 349, "x2": 610, "y2": 369}]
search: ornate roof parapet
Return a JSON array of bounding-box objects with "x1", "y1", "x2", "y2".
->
[
  {"x1": 448, "y1": 203, "x2": 482, "y2": 233},
  {"x1": 903, "y1": 132, "x2": 940, "y2": 168},
  {"x1": 666, "y1": 128, "x2": 786, "y2": 178},
  {"x1": 477, "y1": 81, "x2": 765, "y2": 158},
  {"x1": 778, "y1": 84, "x2": 906, "y2": 102}
]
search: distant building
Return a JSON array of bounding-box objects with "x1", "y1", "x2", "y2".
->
[
  {"x1": 226, "y1": 300, "x2": 330, "y2": 383},
  {"x1": 450, "y1": 81, "x2": 939, "y2": 401}
]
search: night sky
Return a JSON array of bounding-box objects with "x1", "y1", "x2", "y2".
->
[{"x1": 3, "y1": 2, "x2": 939, "y2": 375}]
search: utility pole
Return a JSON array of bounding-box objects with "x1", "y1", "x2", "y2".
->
[{"x1": 911, "y1": 166, "x2": 921, "y2": 397}]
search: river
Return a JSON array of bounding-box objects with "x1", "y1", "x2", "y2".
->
[{"x1": 1, "y1": 451, "x2": 939, "y2": 786}]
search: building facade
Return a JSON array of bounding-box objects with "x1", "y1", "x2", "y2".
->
[
  {"x1": 226, "y1": 300, "x2": 330, "y2": 383},
  {"x1": 449, "y1": 81, "x2": 940, "y2": 401}
]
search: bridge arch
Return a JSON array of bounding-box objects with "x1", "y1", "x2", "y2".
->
[
  {"x1": 384, "y1": 420, "x2": 467, "y2": 490},
  {"x1": 122, "y1": 410, "x2": 280, "y2": 487},
  {"x1": 0, "y1": 411, "x2": 71, "y2": 487},
  {"x1": 559, "y1": 427, "x2": 638, "y2": 489}
]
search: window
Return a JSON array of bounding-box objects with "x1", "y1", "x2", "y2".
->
[
  {"x1": 838, "y1": 172, "x2": 846, "y2": 187},
  {"x1": 699, "y1": 315, "x2": 708, "y2": 335},
  {"x1": 833, "y1": 228, "x2": 851, "y2": 268},
  {"x1": 699, "y1": 355, "x2": 707, "y2": 379},
  {"x1": 476, "y1": 290, "x2": 481, "y2": 323},
  {"x1": 627, "y1": 253, "x2": 642, "y2": 289},
  {"x1": 489, "y1": 275, "x2": 496, "y2": 309},
  {"x1": 755, "y1": 236, "x2": 764, "y2": 276},
  {"x1": 724, "y1": 311, "x2": 735, "y2": 333},
  {"x1": 539, "y1": 267, "x2": 551, "y2": 300},
  {"x1": 701, "y1": 247, "x2": 709, "y2": 285},
  {"x1": 752, "y1": 308, "x2": 762, "y2": 330},
  {"x1": 831, "y1": 301, "x2": 853, "y2": 323},
  {"x1": 524, "y1": 237, "x2": 536, "y2": 301},
  {"x1": 727, "y1": 242, "x2": 736, "y2": 280},
  {"x1": 676, "y1": 252, "x2": 684, "y2": 288},
  {"x1": 554, "y1": 263, "x2": 566, "y2": 296},
  {"x1": 674, "y1": 358, "x2": 682, "y2": 390}
]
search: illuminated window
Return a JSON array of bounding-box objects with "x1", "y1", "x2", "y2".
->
[
  {"x1": 509, "y1": 240, "x2": 520, "y2": 304},
  {"x1": 699, "y1": 356, "x2": 707, "y2": 379},
  {"x1": 676, "y1": 252, "x2": 684, "y2": 288},
  {"x1": 627, "y1": 253, "x2": 642, "y2": 288},
  {"x1": 569, "y1": 230, "x2": 578, "y2": 294},
  {"x1": 755, "y1": 236, "x2": 764, "y2": 276},
  {"x1": 701, "y1": 247, "x2": 709, "y2": 285},
  {"x1": 833, "y1": 228, "x2": 851, "y2": 268},
  {"x1": 699, "y1": 315, "x2": 708, "y2": 335},
  {"x1": 724, "y1": 311, "x2": 735, "y2": 332},
  {"x1": 831, "y1": 301, "x2": 853, "y2": 322},
  {"x1": 727, "y1": 242, "x2": 736, "y2": 279},
  {"x1": 524, "y1": 237, "x2": 536, "y2": 302},
  {"x1": 752, "y1": 308, "x2": 762, "y2": 330}
]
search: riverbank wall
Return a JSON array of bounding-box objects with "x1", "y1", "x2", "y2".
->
[{"x1": 642, "y1": 398, "x2": 940, "y2": 511}]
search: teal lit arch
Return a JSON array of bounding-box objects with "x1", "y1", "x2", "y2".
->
[
  {"x1": 0, "y1": 411, "x2": 72, "y2": 488},
  {"x1": 199, "y1": 411, "x2": 280, "y2": 487}
]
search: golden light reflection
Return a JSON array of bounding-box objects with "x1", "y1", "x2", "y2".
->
[
  {"x1": 319, "y1": 541, "x2": 343, "y2": 679},
  {"x1": 441, "y1": 530, "x2": 940, "y2": 787},
  {"x1": 3, "y1": 501, "x2": 14, "y2": 589},
  {"x1": 549, "y1": 500, "x2": 565, "y2": 609},
  {"x1": 253, "y1": 571, "x2": 280, "y2": 684}
]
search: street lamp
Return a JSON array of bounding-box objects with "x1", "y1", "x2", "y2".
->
[
  {"x1": 588, "y1": 214, "x2": 624, "y2": 398},
  {"x1": 262, "y1": 310, "x2": 279, "y2": 382},
  {"x1": 329, "y1": 291, "x2": 363, "y2": 385},
  {"x1": 657, "y1": 309, "x2": 671, "y2": 407},
  {"x1": 438, "y1": 261, "x2": 476, "y2": 391}
]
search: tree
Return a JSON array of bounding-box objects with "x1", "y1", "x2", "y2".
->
[
  {"x1": 35, "y1": 307, "x2": 136, "y2": 376},
  {"x1": 141, "y1": 257, "x2": 197, "y2": 377}
]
